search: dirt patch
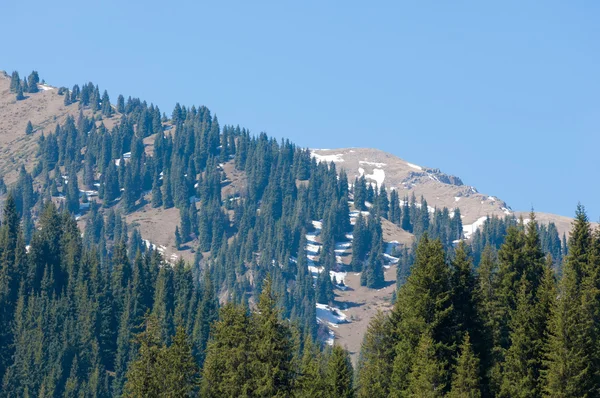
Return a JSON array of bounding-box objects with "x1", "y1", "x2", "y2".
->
[
  {"x1": 221, "y1": 160, "x2": 247, "y2": 198},
  {"x1": 334, "y1": 264, "x2": 397, "y2": 366},
  {"x1": 125, "y1": 194, "x2": 194, "y2": 263},
  {"x1": 381, "y1": 217, "x2": 414, "y2": 246}
]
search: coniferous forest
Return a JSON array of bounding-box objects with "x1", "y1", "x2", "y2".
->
[{"x1": 0, "y1": 71, "x2": 597, "y2": 397}]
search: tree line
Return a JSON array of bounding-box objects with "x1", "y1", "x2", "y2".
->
[{"x1": 356, "y1": 206, "x2": 600, "y2": 397}]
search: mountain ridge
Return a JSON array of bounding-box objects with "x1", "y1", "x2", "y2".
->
[{"x1": 310, "y1": 147, "x2": 580, "y2": 237}]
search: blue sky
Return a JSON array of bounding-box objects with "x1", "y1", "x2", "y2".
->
[{"x1": 2, "y1": 1, "x2": 599, "y2": 219}]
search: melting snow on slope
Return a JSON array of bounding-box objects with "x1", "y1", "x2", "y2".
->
[
  {"x1": 406, "y1": 162, "x2": 423, "y2": 170},
  {"x1": 308, "y1": 266, "x2": 347, "y2": 284},
  {"x1": 463, "y1": 216, "x2": 489, "y2": 239},
  {"x1": 311, "y1": 152, "x2": 345, "y2": 163},
  {"x1": 316, "y1": 303, "x2": 347, "y2": 328},
  {"x1": 364, "y1": 168, "x2": 385, "y2": 186},
  {"x1": 38, "y1": 84, "x2": 54, "y2": 91},
  {"x1": 359, "y1": 160, "x2": 387, "y2": 168}
]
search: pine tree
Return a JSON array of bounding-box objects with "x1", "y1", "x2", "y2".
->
[
  {"x1": 406, "y1": 332, "x2": 446, "y2": 397},
  {"x1": 390, "y1": 234, "x2": 456, "y2": 394},
  {"x1": 448, "y1": 333, "x2": 481, "y2": 398},
  {"x1": 16, "y1": 84, "x2": 25, "y2": 101},
  {"x1": 27, "y1": 71, "x2": 39, "y2": 93},
  {"x1": 327, "y1": 345, "x2": 355, "y2": 398},
  {"x1": 192, "y1": 272, "x2": 218, "y2": 366},
  {"x1": 499, "y1": 277, "x2": 542, "y2": 397},
  {"x1": 25, "y1": 121, "x2": 33, "y2": 135},
  {"x1": 294, "y1": 337, "x2": 327, "y2": 397},
  {"x1": 543, "y1": 205, "x2": 594, "y2": 397},
  {"x1": 201, "y1": 303, "x2": 253, "y2": 397},
  {"x1": 101, "y1": 90, "x2": 112, "y2": 116},
  {"x1": 123, "y1": 315, "x2": 164, "y2": 397},
  {"x1": 357, "y1": 311, "x2": 394, "y2": 397},
  {"x1": 117, "y1": 94, "x2": 125, "y2": 113},
  {"x1": 9, "y1": 71, "x2": 20, "y2": 92},
  {"x1": 163, "y1": 169, "x2": 174, "y2": 209},
  {"x1": 252, "y1": 275, "x2": 294, "y2": 397},
  {"x1": 175, "y1": 226, "x2": 182, "y2": 250},
  {"x1": 161, "y1": 326, "x2": 199, "y2": 397},
  {"x1": 451, "y1": 242, "x2": 484, "y2": 360}
]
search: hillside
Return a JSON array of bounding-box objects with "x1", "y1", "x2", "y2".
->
[
  {"x1": 0, "y1": 72, "x2": 121, "y2": 184},
  {"x1": 0, "y1": 70, "x2": 582, "y2": 361},
  {"x1": 311, "y1": 147, "x2": 578, "y2": 237}
]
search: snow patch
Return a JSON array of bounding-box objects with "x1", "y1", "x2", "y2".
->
[
  {"x1": 311, "y1": 152, "x2": 345, "y2": 163},
  {"x1": 316, "y1": 303, "x2": 347, "y2": 326},
  {"x1": 364, "y1": 168, "x2": 385, "y2": 186},
  {"x1": 406, "y1": 162, "x2": 423, "y2": 171},
  {"x1": 463, "y1": 216, "x2": 489, "y2": 239},
  {"x1": 359, "y1": 160, "x2": 387, "y2": 168}
]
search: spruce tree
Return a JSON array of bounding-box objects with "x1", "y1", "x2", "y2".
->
[
  {"x1": 9, "y1": 71, "x2": 20, "y2": 92},
  {"x1": 25, "y1": 121, "x2": 33, "y2": 135},
  {"x1": 406, "y1": 332, "x2": 446, "y2": 397},
  {"x1": 16, "y1": 84, "x2": 25, "y2": 101},
  {"x1": 357, "y1": 311, "x2": 394, "y2": 397},
  {"x1": 390, "y1": 234, "x2": 456, "y2": 394},
  {"x1": 101, "y1": 90, "x2": 112, "y2": 116},
  {"x1": 543, "y1": 205, "x2": 594, "y2": 397},
  {"x1": 201, "y1": 303, "x2": 253, "y2": 397},
  {"x1": 500, "y1": 277, "x2": 542, "y2": 397},
  {"x1": 27, "y1": 71, "x2": 39, "y2": 93},
  {"x1": 117, "y1": 94, "x2": 125, "y2": 113},
  {"x1": 294, "y1": 336, "x2": 327, "y2": 397},
  {"x1": 175, "y1": 226, "x2": 182, "y2": 250},
  {"x1": 161, "y1": 326, "x2": 199, "y2": 396},
  {"x1": 252, "y1": 275, "x2": 294, "y2": 397},
  {"x1": 327, "y1": 345, "x2": 355, "y2": 398},
  {"x1": 448, "y1": 333, "x2": 481, "y2": 398},
  {"x1": 123, "y1": 315, "x2": 164, "y2": 397}
]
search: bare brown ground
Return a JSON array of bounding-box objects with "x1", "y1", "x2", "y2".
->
[
  {"x1": 0, "y1": 71, "x2": 121, "y2": 183},
  {"x1": 334, "y1": 264, "x2": 397, "y2": 366}
]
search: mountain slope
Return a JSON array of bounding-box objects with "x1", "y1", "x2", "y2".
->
[
  {"x1": 0, "y1": 72, "x2": 120, "y2": 184},
  {"x1": 311, "y1": 147, "x2": 578, "y2": 237},
  {"x1": 0, "y1": 70, "x2": 584, "y2": 360}
]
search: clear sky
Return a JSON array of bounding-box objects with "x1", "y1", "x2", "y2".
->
[{"x1": 2, "y1": 1, "x2": 599, "y2": 219}]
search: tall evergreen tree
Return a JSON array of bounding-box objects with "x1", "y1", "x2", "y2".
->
[
  {"x1": 252, "y1": 275, "x2": 294, "y2": 397},
  {"x1": 406, "y1": 332, "x2": 446, "y2": 397},
  {"x1": 448, "y1": 333, "x2": 481, "y2": 398},
  {"x1": 543, "y1": 205, "x2": 594, "y2": 397},
  {"x1": 326, "y1": 345, "x2": 355, "y2": 398}
]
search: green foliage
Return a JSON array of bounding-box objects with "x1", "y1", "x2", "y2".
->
[
  {"x1": 448, "y1": 333, "x2": 481, "y2": 398},
  {"x1": 326, "y1": 345, "x2": 355, "y2": 398},
  {"x1": 406, "y1": 332, "x2": 447, "y2": 397},
  {"x1": 25, "y1": 121, "x2": 33, "y2": 135},
  {"x1": 4, "y1": 71, "x2": 598, "y2": 398}
]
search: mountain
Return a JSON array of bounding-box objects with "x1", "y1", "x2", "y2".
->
[
  {"x1": 0, "y1": 69, "x2": 582, "y2": 367},
  {"x1": 311, "y1": 147, "x2": 578, "y2": 237}
]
